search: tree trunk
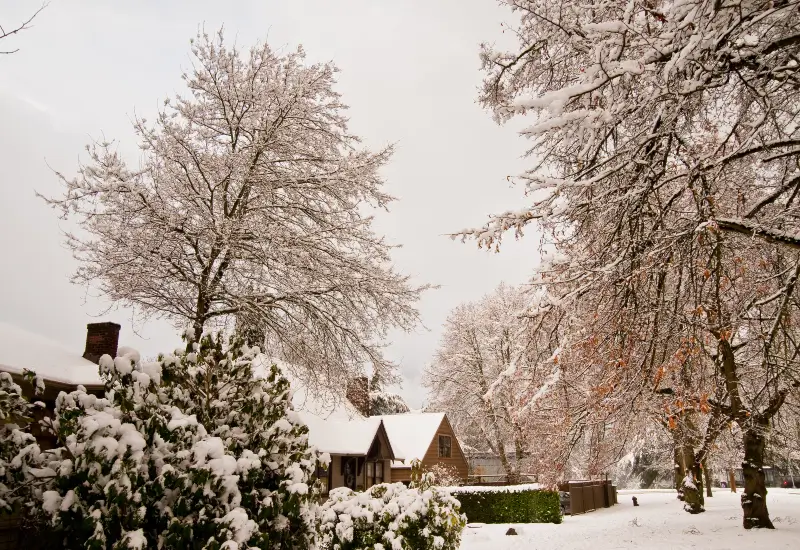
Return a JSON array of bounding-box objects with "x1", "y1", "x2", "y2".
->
[
  {"x1": 729, "y1": 470, "x2": 737, "y2": 492},
  {"x1": 681, "y1": 461, "x2": 705, "y2": 514},
  {"x1": 741, "y1": 424, "x2": 774, "y2": 529},
  {"x1": 674, "y1": 442, "x2": 693, "y2": 501},
  {"x1": 703, "y1": 458, "x2": 712, "y2": 497},
  {"x1": 674, "y1": 447, "x2": 684, "y2": 499}
]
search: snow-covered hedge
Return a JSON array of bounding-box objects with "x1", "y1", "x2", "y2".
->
[
  {"x1": 451, "y1": 486, "x2": 561, "y2": 524},
  {"x1": 317, "y1": 483, "x2": 466, "y2": 550},
  {"x1": 38, "y1": 331, "x2": 324, "y2": 549},
  {"x1": 446, "y1": 483, "x2": 541, "y2": 494}
]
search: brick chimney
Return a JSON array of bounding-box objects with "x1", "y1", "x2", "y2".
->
[
  {"x1": 83, "y1": 322, "x2": 121, "y2": 364},
  {"x1": 346, "y1": 375, "x2": 371, "y2": 417}
]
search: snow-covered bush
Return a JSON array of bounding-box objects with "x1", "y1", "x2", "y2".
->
[
  {"x1": 317, "y1": 483, "x2": 466, "y2": 550},
  {"x1": 39, "y1": 331, "x2": 324, "y2": 549},
  {"x1": 0, "y1": 371, "x2": 47, "y2": 515},
  {"x1": 425, "y1": 464, "x2": 463, "y2": 488}
]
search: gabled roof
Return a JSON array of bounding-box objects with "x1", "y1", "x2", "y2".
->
[
  {"x1": 300, "y1": 415, "x2": 398, "y2": 458},
  {"x1": 374, "y1": 412, "x2": 447, "y2": 466},
  {"x1": 251, "y1": 354, "x2": 400, "y2": 458},
  {"x1": 0, "y1": 322, "x2": 104, "y2": 387}
]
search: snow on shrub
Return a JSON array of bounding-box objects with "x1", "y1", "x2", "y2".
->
[
  {"x1": 317, "y1": 482, "x2": 466, "y2": 550},
  {"x1": 424, "y1": 463, "x2": 463, "y2": 488},
  {"x1": 0, "y1": 371, "x2": 47, "y2": 514},
  {"x1": 38, "y1": 331, "x2": 324, "y2": 549}
]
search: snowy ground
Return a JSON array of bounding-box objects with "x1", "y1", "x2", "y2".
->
[{"x1": 459, "y1": 488, "x2": 800, "y2": 549}]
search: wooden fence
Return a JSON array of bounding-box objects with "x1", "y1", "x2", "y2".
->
[{"x1": 557, "y1": 480, "x2": 617, "y2": 515}]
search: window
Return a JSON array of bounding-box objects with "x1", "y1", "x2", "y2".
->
[
  {"x1": 367, "y1": 461, "x2": 384, "y2": 487},
  {"x1": 438, "y1": 435, "x2": 452, "y2": 458}
]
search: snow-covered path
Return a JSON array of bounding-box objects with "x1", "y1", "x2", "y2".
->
[{"x1": 459, "y1": 488, "x2": 800, "y2": 549}]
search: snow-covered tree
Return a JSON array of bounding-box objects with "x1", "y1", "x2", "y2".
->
[
  {"x1": 460, "y1": 0, "x2": 800, "y2": 528},
  {"x1": 425, "y1": 284, "x2": 563, "y2": 482},
  {"x1": 367, "y1": 373, "x2": 409, "y2": 415},
  {"x1": 0, "y1": 371, "x2": 47, "y2": 515},
  {"x1": 42, "y1": 29, "x2": 425, "y2": 389},
  {"x1": 368, "y1": 391, "x2": 409, "y2": 416},
  {"x1": 38, "y1": 331, "x2": 323, "y2": 549}
]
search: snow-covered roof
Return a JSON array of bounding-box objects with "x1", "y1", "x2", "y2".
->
[
  {"x1": 0, "y1": 322, "x2": 104, "y2": 387},
  {"x1": 301, "y1": 415, "x2": 391, "y2": 456},
  {"x1": 374, "y1": 412, "x2": 447, "y2": 467},
  {"x1": 251, "y1": 354, "x2": 397, "y2": 456}
]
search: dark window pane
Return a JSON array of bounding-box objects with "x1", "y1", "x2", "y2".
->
[{"x1": 439, "y1": 435, "x2": 452, "y2": 458}]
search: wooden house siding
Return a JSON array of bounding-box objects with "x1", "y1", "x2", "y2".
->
[
  {"x1": 391, "y1": 466, "x2": 411, "y2": 483},
  {"x1": 422, "y1": 416, "x2": 469, "y2": 480}
]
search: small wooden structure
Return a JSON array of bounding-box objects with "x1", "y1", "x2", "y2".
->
[{"x1": 557, "y1": 480, "x2": 618, "y2": 515}]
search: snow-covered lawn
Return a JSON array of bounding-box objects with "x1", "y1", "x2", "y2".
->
[{"x1": 459, "y1": 488, "x2": 800, "y2": 549}]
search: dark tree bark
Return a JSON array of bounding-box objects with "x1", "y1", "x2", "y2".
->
[
  {"x1": 674, "y1": 444, "x2": 687, "y2": 500},
  {"x1": 741, "y1": 420, "x2": 774, "y2": 529},
  {"x1": 703, "y1": 458, "x2": 713, "y2": 497},
  {"x1": 682, "y1": 461, "x2": 705, "y2": 514}
]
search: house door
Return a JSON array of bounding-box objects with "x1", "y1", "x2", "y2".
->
[{"x1": 343, "y1": 457, "x2": 358, "y2": 490}]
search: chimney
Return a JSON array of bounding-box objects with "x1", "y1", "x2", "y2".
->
[
  {"x1": 346, "y1": 375, "x2": 370, "y2": 417},
  {"x1": 83, "y1": 322, "x2": 121, "y2": 364}
]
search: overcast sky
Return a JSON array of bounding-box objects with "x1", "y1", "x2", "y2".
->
[{"x1": 0, "y1": 0, "x2": 540, "y2": 408}]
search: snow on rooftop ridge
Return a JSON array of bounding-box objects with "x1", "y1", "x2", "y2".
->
[
  {"x1": 300, "y1": 415, "x2": 388, "y2": 456},
  {"x1": 374, "y1": 412, "x2": 446, "y2": 466},
  {"x1": 0, "y1": 322, "x2": 104, "y2": 387}
]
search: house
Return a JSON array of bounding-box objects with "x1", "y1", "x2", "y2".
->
[
  {"x1": 301, "y1": 415, "x2": 399, "y2": 494},
  {"x1": 0, "y1": 321, "x2": 115, "y2": 398},
  {"x1": 375, "y1": 412, "x2": 469, "y2": 483},
  {"x1": 0, "y1": 321, "x2": 120, "y2": 449},
  {"x1": 252, "y1": 357, "x2": 402, "y2": 495},
  {"x1": 0, "y1": 323, "x2": 467, "y2": 493}
]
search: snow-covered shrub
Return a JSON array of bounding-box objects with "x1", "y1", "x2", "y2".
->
[
  {"x1": 425, "y1": 464, "x2": 463, "y2": 488},
  {"x1": 0, "y1": 371, "x2": 47, "y2": 514},
  {"x1": 317, "y1": 482, "x2": 466, "y2": 550},
  {"x1": 39, "y1": 331, "x2": 324, "y2": 549}
]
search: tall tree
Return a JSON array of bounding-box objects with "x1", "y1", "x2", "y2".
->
[
  {"x1": 460, "y1": 0, "x2": 800, "y2": 528},
  {"x1": 42, "y1": 30, "x2": 424, "y2": 387},
  {"x1": 425, "y1": 284, "x2": 563, "y2": 482}
]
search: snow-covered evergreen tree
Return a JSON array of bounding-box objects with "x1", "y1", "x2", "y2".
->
[
  {"x1": 366, "y1": 374, "x2": 409, "y2": 416},
  {"x1": 39, "y1": 330, "x2": 323, "y2": 549},
  {"x1": 0, "y1": 371, "x2": 46, "y2": 515},
  {"x1": 368, "y1": 391, "x2": 410, "y2": 416}
]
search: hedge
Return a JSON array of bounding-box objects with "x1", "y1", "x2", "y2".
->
[{"x1": 450, "y1": 487, "x2": 562, "y2": 524}]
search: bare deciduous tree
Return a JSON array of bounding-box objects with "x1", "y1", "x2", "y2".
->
[
  {"x1": 41, "y1": 30, "x2": 425, "y2": 387},
  {"x1": 1, "y1": 3, "x2": 47, "y2": 55}
]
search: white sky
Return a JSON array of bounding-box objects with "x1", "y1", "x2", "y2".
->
[{"x1": 0, "y1": 0, "x2": 540, "y2": 408}]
